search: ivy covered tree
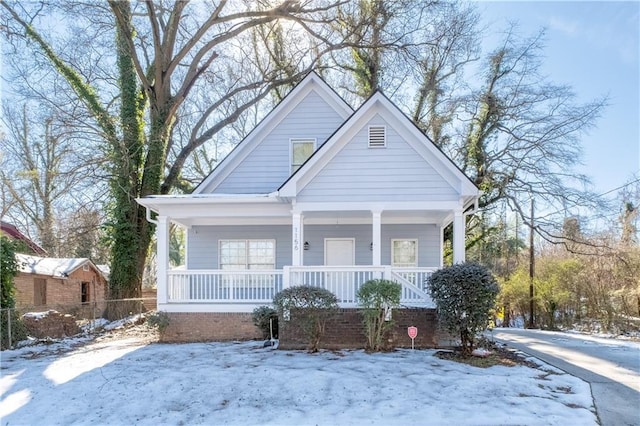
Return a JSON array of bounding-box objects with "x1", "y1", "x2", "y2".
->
[
  {"x1": 1, "y1": 235, "x2": 28, "y2": 349},
  {"x1": 1, "y1": 0, "x2": 344, "y2": 303},
  {"x1": 1, "y1": 235, "x2": 19, "y2": 309},
  {"x1": 428, "y1": 262, "x2": 499, "y2": 356}
]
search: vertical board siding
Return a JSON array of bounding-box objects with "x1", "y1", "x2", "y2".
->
[
  {"x1": 187, "y1": 225, "x2": 291, "y2": 269},
  {"x1": 214, "y1": 90, "x2": 344, "y2": 194},
  {"x1": 297, "y1": 114, "x2": 459, "y2": 202}
]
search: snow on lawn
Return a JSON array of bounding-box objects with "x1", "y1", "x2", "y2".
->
[{"x1": 1, "y1": 335, "x2": 597, "y2": 425}]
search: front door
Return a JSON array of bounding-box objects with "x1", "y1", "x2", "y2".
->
[
  {"x1": 34, "y1": 278, "x2": 47, "y2": 306},
  {"x1": 324, "y1": 238, "x2": 355, "y2": 302},
  {"x1": 325, "y1": 238, "x2": 355, "y2": 266}
]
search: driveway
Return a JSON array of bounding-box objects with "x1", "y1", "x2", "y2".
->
[{"x1": 491, "y1": 328, "x2": 640, "y2": 426}]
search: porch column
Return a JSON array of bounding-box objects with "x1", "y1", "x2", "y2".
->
[
  {"x1": 292, "y1": 212, "x2": 303, "y2": 266},
  {"x1": 371, "y1": 210, "x2": 382, "y2": 266},
  {"x1": 452, "y1": 209, "x2": 465, "y2": 264},
  {"x1": 156, "y1": 215, "x2": 169, "y2": 305}
]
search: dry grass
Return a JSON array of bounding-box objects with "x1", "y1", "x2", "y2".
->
[{"x1": 434, "y1": 343, "x2": 539, "y2": 368}]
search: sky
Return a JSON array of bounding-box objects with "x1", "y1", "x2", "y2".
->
[
  {"x1": 0, "y1": 319, "x2": 605, "y2": 425},
  {"x1": 478, "y1": 1, "x2": 640, "y2": 199}
]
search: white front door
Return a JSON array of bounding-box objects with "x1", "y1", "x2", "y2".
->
[
  {"x1": 324, "y1": 238, "x2": 355, "y2": 266},
  {"x1": 324, "y1": 238, "x2": 355, "y2": 303}
]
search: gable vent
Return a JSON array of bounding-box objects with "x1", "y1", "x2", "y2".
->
[{"x1": 368, "y1": 126, "x2": 386, "y2": 148}]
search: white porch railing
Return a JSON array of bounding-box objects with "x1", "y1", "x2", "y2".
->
[
  {"x1": 167, "y1": 270, "x2": 283, "y2": 303},
  {"x1": 166, "y1": 266, "x2": 435, "y2": 307},
  {"x1": 286, "y1": 266, "x2": 385, "y2": 305}
]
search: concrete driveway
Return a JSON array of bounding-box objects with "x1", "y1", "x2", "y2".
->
[{"x1": 491, "y1": 328, "x2": 640, "y2": 426}]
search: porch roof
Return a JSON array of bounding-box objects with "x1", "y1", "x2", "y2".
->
[{"x1": 136, "y1": 194, "x2": 466, "y2": 228}]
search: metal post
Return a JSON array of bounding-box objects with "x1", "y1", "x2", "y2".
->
[{"x1": 7, "y1": 309, "x2": 12, "y2": 349}]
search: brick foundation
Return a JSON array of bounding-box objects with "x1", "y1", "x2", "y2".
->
[
  {"x1": 160, "y1": 312, "x2": 262, "y2": 343},
  {"x1": 278, "y1": 308, "x2": 439, "y2": 350},
  {"x1": 158, "y1": 309, "x2": 444, "y2": 349}
]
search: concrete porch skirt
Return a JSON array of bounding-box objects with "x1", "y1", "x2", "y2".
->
[{"x1": 159, "y1": 308, "x2": 440, "y2": 348}]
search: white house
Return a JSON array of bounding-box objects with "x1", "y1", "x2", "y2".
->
[{"x1": 137, "y1": 72, "x2": 479, "y2": 342}]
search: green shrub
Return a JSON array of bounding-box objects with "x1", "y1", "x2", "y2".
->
[
  {"x1": 1, "y1": 236, "x2": 19, "y2": 310},
  {"x1": 273, "y1": 285, "x2": 338, "y2": 352},
  {"x1": 357, "y1": 279, "x2": 401, "y2": 351},
  {"x1": 147, "y1": 311, "x2": 171, "y2": 333},
  {"x1": 428, "y1": 262, "x2": 499, "y2": 356},
  {"x1": 252, "y1": 306, "x2": 278, "y2": 339}
]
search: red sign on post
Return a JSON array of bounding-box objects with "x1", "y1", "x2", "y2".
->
[
  {"x1": 408, "y1": 326, "x2": 418, "y2": 339},
  {"x1": 408, "y1": 326, "x2": 418, "y2": 350}
]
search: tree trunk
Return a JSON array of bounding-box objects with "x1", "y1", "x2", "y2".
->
[{"x1": 106, "y1": 2, "x2": 147, "y2": 317}]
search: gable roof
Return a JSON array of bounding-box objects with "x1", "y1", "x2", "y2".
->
[
  {"x1": 1, "y1": 221, "x2": 47, "y2": 255},
  {"x1": 278, "y1": 90, "x2": 479, "y2": 200},
  {"x1": 193, "y1": 72, "x2": 353, "y2": 194},
  {"x1": 16, "y1": 253, "x2": 106, "y2": 280}
]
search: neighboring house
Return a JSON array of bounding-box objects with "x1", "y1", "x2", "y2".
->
[
  {"x1": 14, "y1": 253, "x2": 108, "y2": 316},
  {"x1": 137, "y1": 72, "x2": 479, "y2": 343},
  {"x1": 1, "y1": 221, "x2": 47, "y2": 255}
]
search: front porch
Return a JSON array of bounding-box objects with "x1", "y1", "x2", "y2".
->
[
  {"x1": 141, "y1": 194, "x2": 477, "y2": 316},
  {"x1": 161, "y1": 266, "x2": 437, "y2": 312}
]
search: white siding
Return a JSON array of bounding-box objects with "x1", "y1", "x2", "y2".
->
[
  {"x1": 214, "y1": 90, "x2": 344, "y2": 193},
  {"x1": 297, "y1": 114, "x2": 459, "y2": 202}
]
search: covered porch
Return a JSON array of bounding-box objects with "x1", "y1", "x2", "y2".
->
[{"x1": 139, "y1": 194, "x2": 475, "y2": 313}]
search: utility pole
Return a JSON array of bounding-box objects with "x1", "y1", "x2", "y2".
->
[{"x1": 528, "y1": 198, "x2": 535, "y2": 329}]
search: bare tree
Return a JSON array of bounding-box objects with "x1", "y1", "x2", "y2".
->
[
  {"x1": 0, "y1": 103, "x2": 106, "y2": 256},
  {"x1": 465, "y1": 28, "x2": 606, "y2": 243},
  {"x1": 1, "y1": 0, "x2": 347, "y2": 300}
]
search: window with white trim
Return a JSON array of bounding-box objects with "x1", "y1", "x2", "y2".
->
[
  {"x1": 291, "y1": 138, "x2": 316, "y2": 174},
  {"x1": 368, "y1": 125, "x2": 386, "y2": 148},
  {"x1": 392, "y1": 239, "x2": 417, "y2": 267},
  {"x1": 219, "y1": 240, "x2": 276, "y2": 270}
]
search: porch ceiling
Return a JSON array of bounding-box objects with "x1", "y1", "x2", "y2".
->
[{"x1": 171, "y1": 209, "x2": 452, "y2": 227}]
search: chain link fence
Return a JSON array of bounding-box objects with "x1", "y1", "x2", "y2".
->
[{"x1": 1, "y1": 297, "x2": 156, "y2": 350}]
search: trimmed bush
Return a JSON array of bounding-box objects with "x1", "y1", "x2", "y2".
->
[
  {"x1": 147, "y1": 311, "x2": 171, "y2": 333},
  {"x1": 252, "y1": 306, "x2": 278, "y2": 339},
  {"x1": 428, "y1": 262, "x2": 499, "y2": 356},
  {"x1": 273, "y1": 286, "x2": 338, "y2": 352},
  {"x1": 357, "y1": 279, "x2": 401, "y2": 351}
]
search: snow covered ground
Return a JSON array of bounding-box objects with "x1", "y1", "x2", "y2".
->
[{"x1": 1, "y1": 328, "x2": 598, "y2": 426}]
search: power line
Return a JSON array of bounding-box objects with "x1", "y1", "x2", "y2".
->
[{"x1": 597, "y1": 177, "x2": 640, "y2": 198}]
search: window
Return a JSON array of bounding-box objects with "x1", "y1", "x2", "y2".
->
[
  {"x1": 220, "y1": 240, "x2": 276, "y2": 270},
  {"x1": 368, "y1": 125, "x2": 386, "y2": 148},
  {"x1": 291, "y1": 138, "x2": 316, "y2": 173},
  {"x1": 81, "y1": 282, "x2": 90, "y2": 303},
  {"x1": 392, "y1": 239, "x2": 417, "y2": 267}
]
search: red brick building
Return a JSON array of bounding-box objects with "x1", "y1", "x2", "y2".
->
[{"x1": 14, "y1": 254, "x2": 108, "y2": 315}]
